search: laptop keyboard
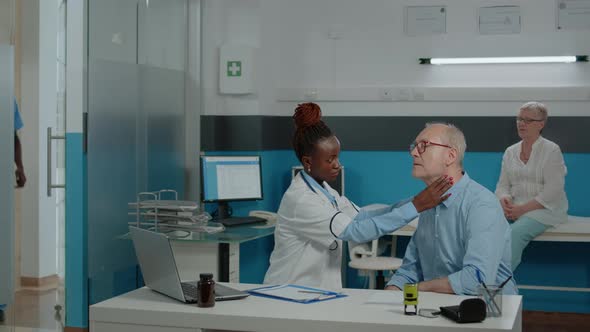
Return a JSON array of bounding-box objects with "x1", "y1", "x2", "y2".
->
[
  {"x1": 180, "y1": 282, "x2": 247, "y2": 303},
  {"x1": 181, "y1": 282, "x2": 199, "y2": 300}
]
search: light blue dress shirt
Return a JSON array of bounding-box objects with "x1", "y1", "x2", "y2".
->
[
  {"x1": 339, "y1": 198, "x2": 418, "y2": 243},
  {"x1": 300, "y1": 171, "x2": 419, "y2": 243},
  {"x1": 387, "y1": 173, "x2": 518, "y2": 295}
]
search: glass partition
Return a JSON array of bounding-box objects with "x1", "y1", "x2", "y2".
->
[{"x1": 87, "y1": 0, "x2": 188, "y2": 305}]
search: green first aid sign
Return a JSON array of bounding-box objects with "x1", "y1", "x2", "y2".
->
[{"x1": 227, "y1": 61, "x2": 242, "y2": 77}]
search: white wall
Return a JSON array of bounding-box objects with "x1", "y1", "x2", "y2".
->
[
  {"x1": 0, "y1": 45, "x2": 15, "y2": 305},
  {"x1": 0, "y1": 0, "x2": 15, "y2": 44},
  {"x1": 202, "y1": 0, "x2": 590, "y2": 116},
  {"x1": 20, "y1": 0, "x2": 59, "y2": 279}
]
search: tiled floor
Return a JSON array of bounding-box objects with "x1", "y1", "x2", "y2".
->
[{"x1": 0, "y1": 287, "x2": 64, "y2": 332}]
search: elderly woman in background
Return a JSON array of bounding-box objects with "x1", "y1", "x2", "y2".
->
[{"x1": 495, "y1": 102, "x2": 569, "y2": 271}]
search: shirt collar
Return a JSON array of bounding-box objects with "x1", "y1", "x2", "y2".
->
[
  {"x1": 532, "y1": 136, "x2": 543, "y2": 148},
  {"x1": 441, "y1": 172, "x2": 469, "y2": 208},
  {"x1": 520, "y1": 135, "x2": 542, "y2": 151},
  {"x1": 300, "y1": 171, "x2": 336, "y2": 204}
]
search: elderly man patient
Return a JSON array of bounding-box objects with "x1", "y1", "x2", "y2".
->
[{"x1": 386, "y1": 123, "x2": 517, "y2": 295}]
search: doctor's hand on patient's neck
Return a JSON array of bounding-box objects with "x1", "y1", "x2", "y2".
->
[{"x1": 412, "y1": 175, "x2": 453, "y2": 212}]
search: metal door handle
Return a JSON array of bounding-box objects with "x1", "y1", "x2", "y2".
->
[{"x1": 47, "y1": 127, "x2": 66, "y2": 197}]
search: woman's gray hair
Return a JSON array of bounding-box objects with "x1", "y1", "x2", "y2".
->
[
  {"x1": 425, "y1": 122, "x2": 467, "y2": 167},
  {"x1": 520, "y1": 101, "x2": 548, "y2": 121}
]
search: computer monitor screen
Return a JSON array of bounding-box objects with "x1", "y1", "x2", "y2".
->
[{"x1": 201, "y1": 156, "x2": 263, "y2": 202}]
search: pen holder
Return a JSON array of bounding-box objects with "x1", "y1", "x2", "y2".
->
[{"x1": 478, "y1": 285, "x2": 502, "y2": 317}]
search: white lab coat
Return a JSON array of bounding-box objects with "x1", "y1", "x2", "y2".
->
[{"x1": 264, "y1": 172, "x2": 359, "y2": 289}]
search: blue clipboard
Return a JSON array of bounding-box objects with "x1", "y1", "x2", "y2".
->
[{"x1": 247, "y1": 284, "x2": 347, "y2": 304}]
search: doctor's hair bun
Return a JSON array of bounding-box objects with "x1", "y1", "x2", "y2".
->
[
  {"x1": 292, "y1": 102, "x2": 333, "y2": 162},
  {"x1": 293, "y1": 102, "x2": 322, "y2": 129}
]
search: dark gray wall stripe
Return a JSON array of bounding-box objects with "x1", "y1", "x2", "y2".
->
[
  {"x1": 201, "y1": 116, "x2": 263, "y2": 149},
  {"x1": 202, "y1": 116, "x2": 590, "y2": 153}
]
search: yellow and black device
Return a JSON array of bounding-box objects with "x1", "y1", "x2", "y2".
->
[{"x1": 403, "y1": 283, "x2": 418, "y2": 315}]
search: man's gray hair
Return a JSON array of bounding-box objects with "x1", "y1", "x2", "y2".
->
[
  {"x1": 425, "y1": 122, "x2": 467, "y2": 167},
  {"x1": 520, "y1": 101, "x2": 548, "y2": 121}
]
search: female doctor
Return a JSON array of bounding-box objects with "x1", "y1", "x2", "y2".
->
[{"x1": 264, "y1": 103, "x2": 453, "y2": 289}]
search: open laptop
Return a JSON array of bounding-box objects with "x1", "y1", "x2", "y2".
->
[{"x1": 129, "y1": 226, "x2": 249, "y2": 303}]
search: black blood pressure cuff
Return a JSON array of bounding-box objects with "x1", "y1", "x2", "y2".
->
[{"x1": 440, "y1": 298, "x2": 486, "y2": 323}]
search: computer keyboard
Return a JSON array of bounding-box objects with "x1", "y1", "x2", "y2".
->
[
  {"x1": 181, "y1": 282, "x2": 199, "y2": 299},
  {"x1": 216, "y1": 216, "x2": 267, "y2": 227}
]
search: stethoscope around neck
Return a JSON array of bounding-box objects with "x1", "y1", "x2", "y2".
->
[
  {"x1": 300, "y1": 171, "x2": 340, "y2": 209},
  {"x1": 300, "y1": 172, "x2": 360, "y2": 250}
]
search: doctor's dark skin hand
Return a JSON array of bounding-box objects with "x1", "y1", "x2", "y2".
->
[{"x1": 412, "y1": 175, "x2": 453, "y2": 212}]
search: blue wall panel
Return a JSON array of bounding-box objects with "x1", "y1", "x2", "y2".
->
[{"x1": 65, "y1": 133, "x2": 87, "y2": 328}]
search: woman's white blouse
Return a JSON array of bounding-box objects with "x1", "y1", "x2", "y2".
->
[{"x1": 495, "y1": 136, "x2": 568, "y2": 226}]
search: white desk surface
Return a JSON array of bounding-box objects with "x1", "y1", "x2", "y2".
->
[{"x1": 90, "y1": 283, "x2": 522, "y2": 332}]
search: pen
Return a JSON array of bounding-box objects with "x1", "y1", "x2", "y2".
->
[
  {"x1": 476, "y1": 270, "x2": 501, "y2": 315},
  {"x1": 498, "y1": 275, "x2": 513, "y2": 289},
  {"x1": 486, "y1": 275, "x2": 512, "y2": 313}
]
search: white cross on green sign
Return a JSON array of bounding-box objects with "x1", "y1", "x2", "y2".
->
[{"x1": 227, "y1": 61, "x2": 242, "y2": 77}]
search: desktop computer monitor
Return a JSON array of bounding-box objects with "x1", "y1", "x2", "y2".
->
[{"x1": 201, "y1": 155, "x2": 263, "y2": 219}]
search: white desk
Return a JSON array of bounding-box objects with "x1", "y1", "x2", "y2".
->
[{"x1": 90, "y1": 283, "x2": 522, "y2": 332}]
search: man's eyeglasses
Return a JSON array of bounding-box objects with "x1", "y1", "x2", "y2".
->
[
  {"x1": 409, "y1": 140, "x2": 453, "y2": 155},
  {"x1": 516, "y1": 117, "x2": 544, "y2": 124}
]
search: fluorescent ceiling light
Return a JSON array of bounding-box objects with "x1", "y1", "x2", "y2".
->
[{"x1": 419, "y1": 56, "x2": 588, "y2": 65}]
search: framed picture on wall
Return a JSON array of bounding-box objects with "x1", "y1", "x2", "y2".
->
[
  {"x1": 405, "y1": 6, "x2": 447, "y2": 36},
  {"x1": 557, "y1": 0, "x2": 590, "y2": 30},
  {"x1": 479, "y1": 6, "x2": 522, "y2": 35}
]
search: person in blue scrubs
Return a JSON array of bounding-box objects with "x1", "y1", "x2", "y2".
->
[
  {"x1": 386, "y1": 123, "x2": 517, "y2": 295},
  {"x1": 14, "y1": 99, "x2": 26, "y2": 188},
  {"x1": 0, "y1": 99, "x2": 25, "y2": 322}
]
